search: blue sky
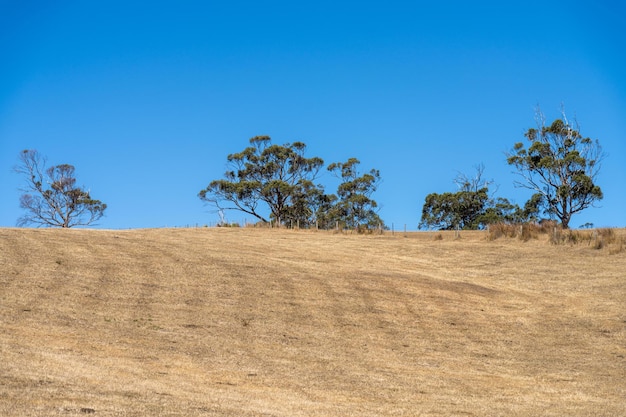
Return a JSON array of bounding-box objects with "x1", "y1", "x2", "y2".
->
[{"x1": 1, "y1": 0, "x2": 624, "y2": 229}]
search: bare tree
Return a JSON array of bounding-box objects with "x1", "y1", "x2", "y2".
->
[
  {"x1": 453, "y1": 163, "x2": 494, "y2": 193},
  {"x1": 14, "y1": 150, "x2": 107, "y2": 228}
]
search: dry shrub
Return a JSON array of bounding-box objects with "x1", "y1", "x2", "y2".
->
[
  {"x1": 609, "y1": 239, "x2": 625, "y2": 255},
  {"x1": 487, "y1": 223, "x2": 518, "y2": 240},
  {"x1": 520, "y1": 223, "x2": 541, "y2": 241},
  {"x1": 550, "y1": 229, "x2": 587, "y2": 245},
  {"x1": 562, "y1": 228, "x2": 618, "y2": 250},
  {"x1": 488, "y1": 221, "x2": 623, "y2": 253},
  {"x1": 217, "y1": 222, "x2": 241, "y2": 228},
  {"x1": 539, "y1": 220, "x2": 559, "y2": 234},
  {"x1": 568, "y1": 230, "x2": 584, "y2": 244},
  {"x1": 487, "y1": 223, "x2": 540, "y2": 241},
  {"x1": 487, "y1": 223, "x2": 511, "y2": 240},
  {"x1": 547, "y1": 226, "x2": 586, "y2": 245},
  {"x1": 549, "y1": 228, "x2": 562, "y2": 245},
  {"x1": 597, "y1": 228, "x2": 616, "y2": 244},
  {"x1": 594, "y1": 229, "x2": 625, "y2": 254},
  {"x1": 576, "y1": 230, "x2": 596, "y2": 245},
  {"x1": 593, "y1": 237, "x2": 605, "y2": 250},
  {"x1": 549, "y1": 228, "x2": 625, "y2": 253}
]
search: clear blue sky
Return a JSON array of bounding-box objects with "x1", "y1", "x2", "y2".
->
[{"x1": 1, "y1": 0, "x2": 624, "y2": 229}]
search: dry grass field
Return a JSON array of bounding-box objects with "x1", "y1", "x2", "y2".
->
[{"x1": 1, "y1": 227, "x2": 625, "y2": 416}]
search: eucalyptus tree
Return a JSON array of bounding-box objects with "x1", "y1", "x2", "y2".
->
[
  {"x1": 419, "y1": 165, "x2": 537, "y2": 230},
  {"x1": 15, "y1": 149, "x2": 107, "y2": 228},
  {"x1": 198, "y1": 136, "x2": 325, "y2": 225},
  {"x1": 327, "y1": 158, "x2": 384, "y2": 231},
  {"x1": 507, "y1": 109, "x2": 604, "y2": 229}
]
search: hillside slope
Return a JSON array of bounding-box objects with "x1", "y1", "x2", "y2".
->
[{"x1": 1, "y1": 228, "x2": 625, "y2": 416}]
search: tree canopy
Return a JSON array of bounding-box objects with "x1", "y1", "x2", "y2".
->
[
  {"x1": 419, "y1": 165, "x2": 539, "y2": 230},
  {"x1": 506, "y1": 110, "x2": 604, "y2": 229},
  {"x1": 15, "y1": 150, "x2": 107, "y2": 228},
  {"x1": 199, "y1": 136, "x2": 384, "y2": 230},
  {"x1": 198, "y1": 136, "x2": 324, "y2": 224},
  {"x1": 327, "y1": 158, "x2": 383, "y2": 231}
]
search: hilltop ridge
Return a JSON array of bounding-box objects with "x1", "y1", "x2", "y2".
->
[{"x1": 1, "y1": 228, "x2": 625, "y2": 416}]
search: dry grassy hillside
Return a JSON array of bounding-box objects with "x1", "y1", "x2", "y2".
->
[{"x1": 1, "y1": 227, "x2": 625, "y2": 416}]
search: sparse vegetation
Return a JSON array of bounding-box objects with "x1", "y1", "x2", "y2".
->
[
  {"x1": 487, "y1": 222, "x2": 625, "y2": 254},
  {"x1": 217, "y1": 222, "x2": 241, "y2": 228}
]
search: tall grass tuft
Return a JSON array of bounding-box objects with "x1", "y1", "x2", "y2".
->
[
  {"x1": 488, "y1": 222, "x2": 624, "y2": 254},
  {"x1": 487, "y1": 223, "x2": 541, "y2": 241}
]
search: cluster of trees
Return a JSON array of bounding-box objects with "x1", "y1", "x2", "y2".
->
[
  {"x1": 15, "y1": 138, "x2": 384, "y2": 231},
  {"x1": 14, "y1": 109, "x2": 604, "y2": 230},
  {"x1": 197, "y1": 136, "x2": 383, "y2": 230},
  {"x1": 420, "y1": 109, "x2": 604, "y2": 230},
  {"x1": 419, "y1": 109, "x2": 604, "y2": 230},
  {"x1": 419, "y1": 165, "x2": 544, "y2": 230}
]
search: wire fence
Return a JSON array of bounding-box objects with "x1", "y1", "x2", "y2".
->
[{"x1": 142, "y1": 221, "x2": 471, "y2": 240}]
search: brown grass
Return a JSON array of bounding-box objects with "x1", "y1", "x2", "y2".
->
[
  {"x1": 487, "y1": 223, "x2": 626, "y2": 253},
  {"x1": 1, "y1": 227, "x2": 625, "y2": 416}
]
